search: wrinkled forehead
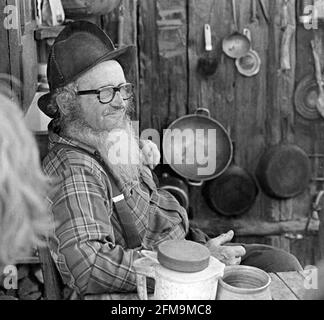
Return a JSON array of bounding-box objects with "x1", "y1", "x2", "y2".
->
[{"x1": 76, "y1": 60, "x2": 126, "y2": 90}]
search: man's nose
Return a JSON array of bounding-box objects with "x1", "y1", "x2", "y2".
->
[{"x1": 111, "y1": 91, "x2": 125, "y2": 109}]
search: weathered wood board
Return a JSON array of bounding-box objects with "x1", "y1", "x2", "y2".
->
[
  {"x1": 270, "y1": 273, "x2": 298, "y2": 300},
  {"x1": 276, "y1": 271, "x2": 307, "y2": 300},
  {"x1": 138, "y1": 0, "x2": 188, "y2": 132}
]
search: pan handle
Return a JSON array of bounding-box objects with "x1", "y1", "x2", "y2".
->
[
  {"x1": 243, "y1": 28, "x2": 252, "y2": 43},
  {"x1": 311, "y1": 40, "x2": 323, "y2": 87},
  {"x1": 280, "y1": 24, "x2": 295, "y2": 71},
  {"x1": 204, "y1": 24, "x2": 213, "y2": 52},
  {"x1": 187, "y1": 180, "x2": 204, "y2": 187},
  {"x1": 195, "y1": 108, "x2": 211, "y2": 117},
  {"x1": 232, "y1": 0, "x2": 238, "y2": 31}
]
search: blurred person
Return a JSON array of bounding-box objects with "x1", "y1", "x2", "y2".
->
[{"x1": 0, "y1": 90, "x2": 50, "y2": 267}]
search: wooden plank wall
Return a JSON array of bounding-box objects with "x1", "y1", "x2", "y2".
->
[
  {"x1": 1, "y1": 0, "x2": 38, "y2": 112},
  {"x1": 0, "y1": 1, "x2": 11, "y2": 76},
  {"x1": 134, "y1": 0, "x2": 324, "y2": 266},
  {"x1": 138, "y1": 0, "x2": 188, "y2": 133},
  {"x1": 105, "y1": 0, "x2": 140, "y2": 118}
]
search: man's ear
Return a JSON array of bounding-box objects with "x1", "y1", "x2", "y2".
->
[{"x1": 56, "y1": 91, "x2": 73, "y2": 116}]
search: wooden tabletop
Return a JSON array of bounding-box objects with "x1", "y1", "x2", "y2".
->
[
  {"x1": 269, "y1": 271, "x2": 308, "y2": 300},
  {"x1": 85, "y1": 271, "x2": 309, "y2": 300}
]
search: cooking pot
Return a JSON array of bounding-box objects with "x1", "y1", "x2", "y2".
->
[
  {"x1": 205, "y1": 164, "x2": 259, "y2": 217},
  {"x1": 162, "y1": 108, "x2": 233, "y2": 186},
  {"x1": 256, "y1": 143, "x2": 311, "y2": 199},
  {"x1": 159, "y1": 173, "x2": 189, "y2": 211},
  {"x1": 61, "y1": 0, "x2": 122, "y2": 17},
  {"x1": 134, "y1": 240, "x2": 225, "y2": 300},
  {"x1": 216, "y1": 265, "x2": 272, "y2": 300}
]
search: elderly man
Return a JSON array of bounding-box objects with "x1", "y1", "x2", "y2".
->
[{"x1": 39, "y1": 21, "x2": 302, "y2": 297}]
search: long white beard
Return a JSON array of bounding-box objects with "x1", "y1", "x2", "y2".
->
[
  {"x1": 97, "y1": 122, "x2": 144, "y2": 184},
  {"x1": 64, "y1": 116, "x2": 143, "y2": 184}
]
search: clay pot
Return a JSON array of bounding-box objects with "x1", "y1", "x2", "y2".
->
[{"x1": 216, "y1": 265, "x2": 272, "y2": 300}]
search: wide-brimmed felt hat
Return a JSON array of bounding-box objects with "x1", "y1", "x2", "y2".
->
[{"x1": 38, "y1": 20, "x2": 136, "y2": 118}]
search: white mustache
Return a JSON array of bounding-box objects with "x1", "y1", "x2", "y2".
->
[{"x1": 103, "y1": 107, "x2": 126, "y2": 117}]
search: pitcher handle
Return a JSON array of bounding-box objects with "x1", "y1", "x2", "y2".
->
[
  {"x1": 135, "y1": 273, "x2": 150, "y2": 300},
  {"x1": 141, "y1": 250, "x2": 159, "y2": 263},
  {"x1": 133, "y1": 256, "x2": 157, "y2": 300}
]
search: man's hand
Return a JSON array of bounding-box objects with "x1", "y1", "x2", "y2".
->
[
  {"x1": 140, "y1": 140, "x2": 161, "y2": 170},
  {"x1": 206, "y1": 230, "x2": 246, "y2": 266}
]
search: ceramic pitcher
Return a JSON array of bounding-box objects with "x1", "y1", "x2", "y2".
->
[{"x1": 133, "y1": 251, "x2": 225, "y2": 300}]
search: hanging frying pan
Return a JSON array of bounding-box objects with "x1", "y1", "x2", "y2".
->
[
  {"x1": 204, "y1": 163, "x2": 259, "y2": 217},
  {"x1": 256, "y1": 144, "x2": 311, "y2": 199},
  {"x1": 295, "y1": 74, "x2": 321, "y2": 120},
  {"x1": 162, "y1": 108, "x2": 233, "y2": 186},
  {"x1": 256, "y1": 118, "x2": 311, "y2": 199},
  {"x1": 204, "y1": 132, "x2": 259, "y2": 217}
]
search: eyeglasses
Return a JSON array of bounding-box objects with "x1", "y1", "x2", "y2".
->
[{"x1": 76, "y1": 83, "x2": 134, "y2": 104}]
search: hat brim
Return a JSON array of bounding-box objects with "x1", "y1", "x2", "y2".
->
[{"x1": 38, "y1": 44, "x2": 136, "y2": 118}]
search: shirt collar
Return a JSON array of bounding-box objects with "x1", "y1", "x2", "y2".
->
[{"x1": 48, "y1": 127, "x2": 98, "y2": 156}]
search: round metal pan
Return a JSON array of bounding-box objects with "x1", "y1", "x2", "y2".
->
[
  {"x1": 256, "y1": 144, "x2": 311, "y2": 199},
  {"x1": 162, "y1": 109, "x2": 233, "y2": 185},
  {"x1": 204, "y1": 164, "x2": 259, "y2": 217}
]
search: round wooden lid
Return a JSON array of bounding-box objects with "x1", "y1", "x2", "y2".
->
[{"x1": 157, "y1": 240, "x2": 211, "y2": 273}]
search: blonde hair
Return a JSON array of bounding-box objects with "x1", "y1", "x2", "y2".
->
[{"x1": 0, "y1": 93, "x2": 51, "y2": 265}]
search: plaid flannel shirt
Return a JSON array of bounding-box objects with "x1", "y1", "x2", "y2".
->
[{"x1": 43, "y1": 131, "x2": 189, "y2": 295}]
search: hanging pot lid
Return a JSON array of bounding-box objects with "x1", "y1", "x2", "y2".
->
[
  {"x1": 235, "y1": 50, "x2": 261, "y2": 77},
  {"x1": 295, "y1": 74, "x2": 321, "y2": 120}
]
